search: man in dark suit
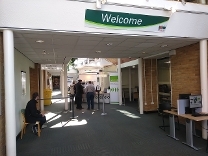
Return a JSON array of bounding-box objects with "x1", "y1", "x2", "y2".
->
[
  {"x1": 75, "y1": 79, "x2": 84, "y2": 109},
  {"x1": 25, "y1": 92, "x2": 46, "y2": 135}
]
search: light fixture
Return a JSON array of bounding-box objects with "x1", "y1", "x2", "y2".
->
[
  {"x1": 164, "y1": 61, "x2": 171, "y2": 64},
  {"x1": 142, "y1": 52, "x2": 146, "y2": 53},
  {"x1": 161, "y1": 44, "x2": 168, "y2": 48},
  {"x1": 96, "y1": 50, "x2": 101, "y2": 53},
  {"x1": 171, "y1": 7, "x2": 177, "y2": 13},
  {"x1": 36, "y1": 40, "x2": 44, "y2": 43},
  {"x1": 106, "y1": 43, "x2": 113, "y2": 46},
  {"x1": 96, "y1": 0, "x2": 107, "y2": 9}
]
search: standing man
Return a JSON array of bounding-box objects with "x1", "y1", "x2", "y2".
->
[
  {"x1": 25, "y1": 92, "x2": 46, "y2": 135},
  {"x1": 85, "y1": 81, "x2": 95, "y2": 110},
  {"x1": 75, "y1": 79, "x2": 84, "y2": 109}
]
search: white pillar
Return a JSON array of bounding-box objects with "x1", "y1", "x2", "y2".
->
[
  {"x1": 3, "y1": 30, "x2": 16, "y2": 156},
  {"x1": 40, "y1": 69, "x2": 44, "y2": 111},
  {"x1": 200, "y1": 40, "x2": 208, "y2": 139},
  {"x1": 64, "y1": 64, "x2": 68, "y2": 110},
  {"x1": 45, "y1": 70, "x2": 48, "y2": 89},
  {"x1": 118, "y1": 58, "x2": 122, "y2": 105},
  {"x1": 198, "y1": 0, "x2": 207, "y2": 4},
  {"x1": 138, "y1": 58, "x2": 144, "y2": 114},
  {"x1": 61, "y1": 70, "x2": 64, "y2": 96},
  {"x1": 129, "y1": 67, "x2": 132, "y2": 101},
  {"x1": 49, "y1": 76, "x2": 52, "y2": 90}
]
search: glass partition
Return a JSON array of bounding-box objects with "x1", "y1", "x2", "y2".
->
[{"x1": 157, "y1": 57, "x2": 171, "y2": 104}]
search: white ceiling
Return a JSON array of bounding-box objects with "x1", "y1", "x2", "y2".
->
[{"x1": 13, "y1": 30, "x2": 199, "y2": 64}]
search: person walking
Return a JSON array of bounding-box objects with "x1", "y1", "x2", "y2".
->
[
  {"x1": 85, "y1": 81, "x2": 95, "y2": 110},
  {"x1": 75, "y1": 79, "x2": 84, "y2": 109}
]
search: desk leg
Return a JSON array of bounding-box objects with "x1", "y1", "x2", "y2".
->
[
  {"x1": 192, "y1": 121, "x2": 200, "y2": 138},
  {"x1": 182, "y1": 119, "x2": 198, "y2": 150},
  {"x1": 167, "y1": 114, "x2": 179, "y2": 140}
]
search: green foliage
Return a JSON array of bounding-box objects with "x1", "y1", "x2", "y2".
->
[{"x1": 68, "y1": 58, "x2": 77, "y2": 67}]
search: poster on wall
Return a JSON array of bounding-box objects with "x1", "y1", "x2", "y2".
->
[
  {"x1": 52, "y1": 76, "x2": 60, "y2": 90},
  {"x1": 21, "y1": 71, "x2": 26, "y2": 96},
  {"x1": 109, "y1": 73, "x2": 119, "y2": 104}
]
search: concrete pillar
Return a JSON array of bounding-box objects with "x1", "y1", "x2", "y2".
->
[
  {"x1": 64, "y1": 64, "x2": 68, "y2": 110},
  {"x1": 45, "y1": 70, "x2": 48, "y2": 89},
  {"x1": 60, "y1": 70, "x2": 64, "y2": 97},
  {"x1": 138, "y1": 58, "x2": 144, "y2": 114},
  {"x1": 200, "y1": 39, "x2": 208, "y2": 139},
  {"x1": 40, "y1": 69, "x2": 44, "y2": 111},
  {"x1": 3, "y1": 29, "x2": 16, "y2": 156},
  {"x1": 129, "y1": 67, "x2": 132, "y2": 101},
  {"x1": 198, "y1": 0, "x2": 207, "y2": 4},
  {"x1": 118, "y1": 58, "x2": 122, "y2": 105}
]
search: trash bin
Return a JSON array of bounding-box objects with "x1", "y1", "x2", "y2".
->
[{"x1": 44, "y1": 89, "x2": 52, "y2": 105}]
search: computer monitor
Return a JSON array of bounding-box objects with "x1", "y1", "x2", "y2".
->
[
  {"x1": 189, "y1": 95, "x2": 202, "y2": 115},
  {"x1": 189, "y1": 95, "x2": 202, "y2": 108},
  {"x1": 179, "y1": 94, "x2": 191, "y2": 99}
]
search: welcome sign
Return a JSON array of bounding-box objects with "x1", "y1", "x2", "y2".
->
[{"x1": 85, "y1": 9, "x2": 169, "y2": 32}]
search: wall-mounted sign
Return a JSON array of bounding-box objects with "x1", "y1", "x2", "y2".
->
[
  {"x1": 85, "y1": 9, "x2": 169, "y2": 32},
  {"x1": 41, "y1": 64, "x2": 63, "y2": 70},
  {"x1": 109, "y1": 73, "x2": 119, "y2": 104}
]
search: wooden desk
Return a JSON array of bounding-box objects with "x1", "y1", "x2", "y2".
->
[{"x1": 164, "y1": 110, "x2": 208, "y2": 150}]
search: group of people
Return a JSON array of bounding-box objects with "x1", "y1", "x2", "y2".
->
[{"x1": 71, "y1": 79, "x2": 96, "y2": 110}]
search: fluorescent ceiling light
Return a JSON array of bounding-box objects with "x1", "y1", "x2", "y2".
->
[
  {"x1": 36, "y1": 40, "x2": 44, "y2": 43},
  {"x1": 161, "y1": 44, "x2": 168, "y2": 48},
  {"x1": 164, "y1": 61, "x2": 171, "y2": 64},
  {"x1": 106, "y1": 43, "x2": 113, "y2": 46}
]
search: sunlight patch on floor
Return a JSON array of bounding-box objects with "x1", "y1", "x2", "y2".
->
[
  {"x1": 52, "y1": 91, "x2": 61, "y2": 96},
  {"x1": 116, "y1": 109, "x2": 140, "y2": 118},
  {"x1": 45, "y1": 112, "x2": 62, "y2": 123},
  {"x1": 51, "y1": 99, "x2": 69, "y2": 104},
  {"x1": 50, "y1": 119, "x2": 87, "y2": 128}
]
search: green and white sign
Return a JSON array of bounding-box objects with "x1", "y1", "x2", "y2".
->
[
  {"x1": 85, "y1": 9, "x2": 169, "y2": 32},
  {"x1": 109, "y1": 73, "x2": 119, "y2": 104}
]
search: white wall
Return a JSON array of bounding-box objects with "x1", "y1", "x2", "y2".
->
[{"x1": 14, "y1": 49, "x2": 34, "y2": 135}]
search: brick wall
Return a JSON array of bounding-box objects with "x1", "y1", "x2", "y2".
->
[
  {"x1": 171, "y1": 43, "x2": 201, "y2": 107},
  {"x1": 143, "y1": 59, "x2": 158, "y2": 111},
  {"x1": 171, "y1": 43, "x2": 202, "y2": 127},
  {"x1": 0, "y1": 33, "x2": 6, "y2": 155}
]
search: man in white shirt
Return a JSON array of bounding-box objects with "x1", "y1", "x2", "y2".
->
[{"x1": 85, "y1": 81, "x2": 95, "y2": 110}]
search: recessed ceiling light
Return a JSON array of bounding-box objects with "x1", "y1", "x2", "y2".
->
[
  {"x1": 142, "y1": 52, "x2": 146, "y2": 53},
  {"x1": 106, "y1": 43, "x2": 113, "y2": 46},
  {"x1": 161, "y1": 44, "x2": 168, "y2": 48},
  {"x1": 36, "y1": 40, "x2": 44, "y2": 43},
  {"x1": 96, "y1": 51, "x2": 101, "y2": 53},
  {"x1": 165, "y1": 61, "x2": 171, "y2": 64}
]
